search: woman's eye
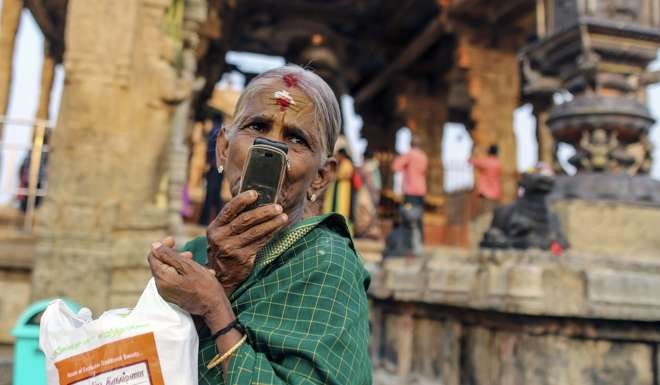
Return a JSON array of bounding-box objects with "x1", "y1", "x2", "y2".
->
[
  {"x1": 245, "y1": 122, "x2": 266, "y2": 132},
  {"x1": 288, "y1": 135, "x2": 308, "y2": 146}
]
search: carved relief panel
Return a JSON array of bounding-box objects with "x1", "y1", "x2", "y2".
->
[
  {"x1": 595, "y1": 0, "x2": 643, "y2": 22},
  {"x1": 546, "y1": 0, "x2": 658, "y2": 33}
]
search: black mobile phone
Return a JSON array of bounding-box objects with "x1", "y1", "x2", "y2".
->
[{"x1": 239, "y1": 137, "x2": 288, "y2": 211}]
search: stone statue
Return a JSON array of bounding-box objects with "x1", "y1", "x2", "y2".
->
[
  {"x1": 624, "y1": 135, "x2": 653, "y2": 175},
  {"x1": 480, "y1": 172, "x2": 568, "y2": 250},
  {"x1": 568, "y1": 129, "x2": 635, "y2": 172}
]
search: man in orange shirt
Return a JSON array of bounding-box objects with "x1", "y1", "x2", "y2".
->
[
  {"x1": 392, "y1": 136, "x2": 428, "y2": 247},
  {"x1": 470, "y1": 144, "x2": 502, "y2": 215}
]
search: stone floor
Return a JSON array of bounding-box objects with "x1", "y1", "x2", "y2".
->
[{"x1": 0, "y1": 357, "x2": 12, "y2": 385}]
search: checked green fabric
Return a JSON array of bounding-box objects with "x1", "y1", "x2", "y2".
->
[{"x1": 183, "y1": 213, "x2": 372, "y2": 385}]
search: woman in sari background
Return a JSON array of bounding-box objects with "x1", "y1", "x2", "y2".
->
[
  {"x1": 147, "y1": 65, "x2": 371, "y2": 384},
  {"x1": 323, "y1": 147, "x2": 355, "y2": 223}
]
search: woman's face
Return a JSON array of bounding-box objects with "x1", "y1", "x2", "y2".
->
[{"x1": 216, "y1": 77, "x2": 334, "y2": 222}]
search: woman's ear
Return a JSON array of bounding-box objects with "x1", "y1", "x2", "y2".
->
[
  {"x1": 309, "y1": 156, "x2": 337, "y2": 197},
  {"x1": 215, "y1": 126, "x2": 229, "y2": 169}
]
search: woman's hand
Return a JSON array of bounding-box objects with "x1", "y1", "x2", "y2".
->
[
  {"x1": 147, "y1": 239, "x2": 227, "y2": 319},
  {"x1": 207, "y1": 190, "x2": 289, "y2": 296}
]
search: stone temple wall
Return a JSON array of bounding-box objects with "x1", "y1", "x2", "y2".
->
[{"x1": 369, "y1": 200, "x2": 660, "y2": 385}]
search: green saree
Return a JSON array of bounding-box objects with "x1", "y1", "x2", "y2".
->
[{"x1": 183, "y1": 214, "x2": 372, "y2": 385}]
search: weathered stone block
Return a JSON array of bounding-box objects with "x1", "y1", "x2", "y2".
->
[
  {"x1": 411, "y1": 318, "x2": 461, "y2": 385},
  {"x1": 383, "y1": 258, "x2": 425, "y2": 300},
  {"x1": 0, "y1": 357, "x2": 12, "y2": 385},
  {"x1": 462, "y1": 328, "x2": 653, "y2": 385},
  {"x1": 110, "y1": 266, "x2": 151, "y2": 295},
  {"x1": 506, "y1": 265, "x2": 544, "y2": 298},
  {"x1": 0, "y1": 270, "x2": 31, "y2": 343},
  {"x1": 553, "y1": 200, "x2": 660, "y2": 258},
  {"x1": 587, "y1": 270, "x2": 660, "y2": 307},
  {"x1": 426, "y1": 263, "x2": 478, "y2": 302}
]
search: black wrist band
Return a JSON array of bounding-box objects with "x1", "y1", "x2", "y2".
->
[{"x1": 210, "y1": 319, "x2": 244, "y2": 341}]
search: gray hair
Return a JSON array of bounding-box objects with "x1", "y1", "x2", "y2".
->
[{"x1": 227, "y1": 65, "x2": 341, "y2": 159}]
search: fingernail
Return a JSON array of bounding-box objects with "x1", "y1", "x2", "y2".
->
[
  {"x1": 280, "y1": 214, "x2": 288, "y2": 222},
  {"x1": 250, "y1": 190, "x2": 258, "y2": 199},
  {"x1": 275, "y1": 205, "x2": 283, "y2": 213},
  {"x1": 152, "y1": 242, "x2": 162, "y2": 249}
]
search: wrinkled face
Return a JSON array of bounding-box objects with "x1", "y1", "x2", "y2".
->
[{"x1": 216, "y1": 77, "x2": 334, "y2": 222}]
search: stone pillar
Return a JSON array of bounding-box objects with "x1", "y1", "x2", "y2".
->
[
  {"x1": 31, "y1": 0, "x2": 202, "y2": 312},
  {"x1": 532, "y1": 99, "x2": 555, "y2": 169},
  {"x1": 0, "y1": 0, "x2": 22, "y2": 122},
  {"x1": 458, "y1": 35, "x2": 519, "y2": 203},
  {"x1": 169, "y1": 0, "x2": 207, "y2": 242},
  {"x1": 360, "y1": 115, "x2": 397, "y2": 153},
  {"x1": 35, "y1": 44, "x2": 56, "y2": 121},
  {"x1": 396, "y1": 80, "x2": 448, "y2": 196}
]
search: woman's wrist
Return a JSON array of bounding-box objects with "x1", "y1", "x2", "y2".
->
[{"x1": 202, "y1": 295, "x2": 234, "y2": 333}]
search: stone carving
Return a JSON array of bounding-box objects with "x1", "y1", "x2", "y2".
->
[
  {"x1": 480, "y1": 173, "x2": 569, "y2": 250},
  {"x1": 596, "y1": 0, "x2": 642, "y2": 21},
  {"x1": 568, "y1": 129, "x2": 634, "y2": 172}
]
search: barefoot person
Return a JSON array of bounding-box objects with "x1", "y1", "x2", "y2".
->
[{"x1": 147, "y1": 65, "x2": 371, "y2": 384}]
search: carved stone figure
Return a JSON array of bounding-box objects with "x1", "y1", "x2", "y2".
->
[
  {"x1": 480, "y1": 173, "x2": 568, "y2": 250},
  {"x1": 568, "y1": 129, "x2": 635, "y2": 172}
]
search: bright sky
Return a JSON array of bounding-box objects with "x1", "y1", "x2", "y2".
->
[{"x1": 1, "y1": 9, "x2": 659, "y2": 203}]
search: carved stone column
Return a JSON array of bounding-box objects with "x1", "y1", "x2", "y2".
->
[
  {"x1": 531, "y1": 98, "x2": 555, "y2": 169},
  {"x1": 0, "y1": 0, "x2": 23, "y2": 123},
  {"x1": 521, "y1": 0, "x2": 660, "y2": 203},
  {"x1": 168, "y1": 0, "x2": 208, "y2": 241},
  {"x1": 36, "y1": 43, "x2": 56, "y2": 121},
  {"x1": 457, "y1": 34, "x2": 520, "y2": 203},
  {"x1": 31, "y1": 0, "x2": 205, "y2": 312},
  {"x1": 396, "y1": 79, "x2": 448, "y2": 197},
  {"x1": 356, "y1": 94, "x2": 398, "y2": 153}
]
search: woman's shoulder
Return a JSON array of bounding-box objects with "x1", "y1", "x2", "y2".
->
[{"x1": 294, "y1": 214, "x2": 369, "y2": 279}]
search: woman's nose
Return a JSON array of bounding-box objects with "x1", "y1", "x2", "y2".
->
[{"x1": 263, "y1": 122, "x2": 286, "y2": 142}]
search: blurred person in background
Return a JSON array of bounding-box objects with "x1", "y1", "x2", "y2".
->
[
  {"x1": 391, "y1": 135, "x2": 428, "y2": 245},
  {"x1": 17, "y1": 130, "x2": 49, "y2": 212},
  {"x1": 354, "y1": 149, "x2": 382, "y2": 239},
  {"x1": 198, "y1": 119, "x2": 225, "y2": 225},
  {"x1": 470, "y1": 144, "x2": 502, "y2": 215},
  {"x1": 362, "y1": 149, "x2": 382, "y2": 206},
  {"x1": 323, "y1": 146, "x2": 355, "y2": 224},
  {"x1": 147, "y1": 65, "x2": 371, "y2": 385}
]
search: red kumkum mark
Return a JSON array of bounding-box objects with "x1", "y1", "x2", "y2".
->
[
  {"x1": 276, "y1": 97, "x2": 291, "y2": 111},
  {"x1": 283, "y1": 74, "x2": 299, "y2": 88}
]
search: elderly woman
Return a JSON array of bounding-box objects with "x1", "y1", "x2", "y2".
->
[{"x1": 147, "y1": 65, "x2": 371, "y2": 384}]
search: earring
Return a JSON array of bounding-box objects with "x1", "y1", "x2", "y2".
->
[
  {"x1": 308, "y1": 192, "x2": 317, "y2": 202},
  {"x1": 217, "y1": 165, "x2": 224, "y2": 174}
]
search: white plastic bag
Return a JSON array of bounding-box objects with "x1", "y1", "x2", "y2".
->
[{"x1": 39, "y1": 278, "x2": 198, "y2": 385}]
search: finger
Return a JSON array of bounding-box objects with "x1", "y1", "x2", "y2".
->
[
  {"x1": 151, "y1": 242, "x2": 186, "y2": 274},
  {"x1": 148, "y1": 252, "x2": 178, "y2": 278},
  {"x1": 180, "y1": 251, "x2": 193, "y2": 259},
  {"x1": 213, "y1": 190, "x2": 259, "y2": 226},
  {"x1": 235, "y1": 213, "x2": 288, "y2": 247},
  {"x1": 229, "y1": 203, "x2": 283, "y2": 235},
  {"x1": 163, "y1": 236, "x2": 175, "y2": 248}
]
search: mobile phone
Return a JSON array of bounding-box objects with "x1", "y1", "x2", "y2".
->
[{"x1": 239, "y1": 137, "x2": 288, "y2": 211}]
